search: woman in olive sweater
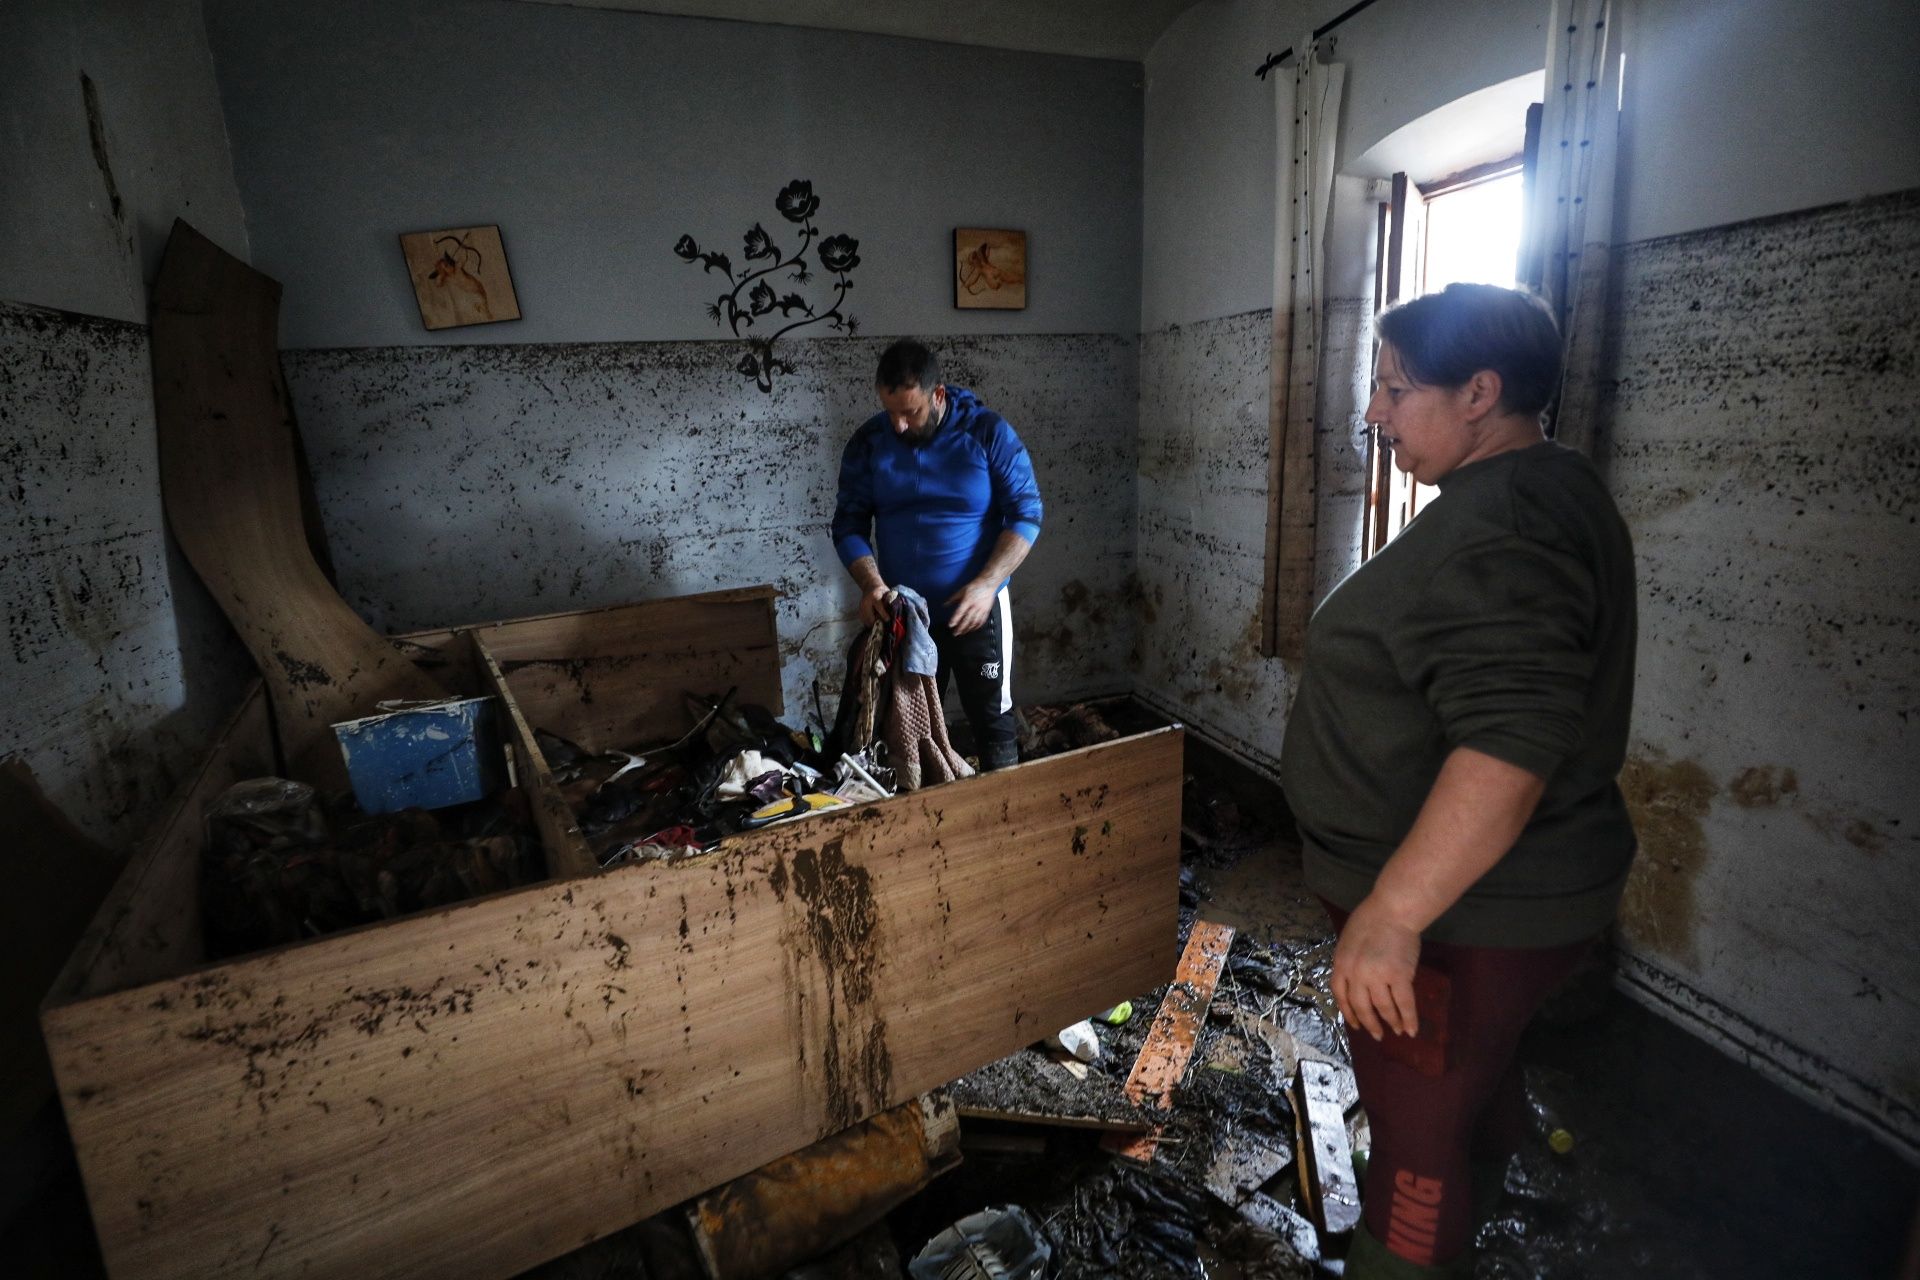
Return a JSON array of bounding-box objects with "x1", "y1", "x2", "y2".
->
[{"x1": 1279, "y1": 284, "x2": 1638, "y2": 1278}]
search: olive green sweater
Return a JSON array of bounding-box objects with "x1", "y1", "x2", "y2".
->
[{"x1": 1279, "y1": 442, "x2": 1638, "y2": 946}]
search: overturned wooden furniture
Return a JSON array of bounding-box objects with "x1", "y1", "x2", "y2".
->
[
  {"x1": 42, "y1": 585, "x2": 1183, "y2": 1279},
  {"x1": 152, "y1": 219, "x2": 444, "y2": 790}
]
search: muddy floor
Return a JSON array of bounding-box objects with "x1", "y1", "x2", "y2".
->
[{"x1": 902, "y1": 802, "x2": 1920, "y2": 1280}]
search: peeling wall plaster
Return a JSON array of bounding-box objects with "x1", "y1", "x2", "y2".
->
[
  {"x1": 0, "y1": 303, "x2": 252, "y2": 845},
  {"x1": 1601, "y1": 190, "x2": 1920, "y2": 1149},
  {"x1": 281, "y1": 332, "x2": 1139, "y2": 727}
]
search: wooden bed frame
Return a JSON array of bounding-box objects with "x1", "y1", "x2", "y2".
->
[{"x1": 41, "y1": 585, "x2": 1183, "y2": 1279}]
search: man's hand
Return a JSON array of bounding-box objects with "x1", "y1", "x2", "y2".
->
[
  {"x1": 1330, "y1": 894, "x2": 1422, "y2": 1041},
  {"x1": 945, "y1": 579, "x2": 997, "y2": 635},
  {"x1": 859, "y1": 584, "x2": 893, "y2": 626}
]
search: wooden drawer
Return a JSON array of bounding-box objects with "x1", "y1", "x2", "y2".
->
[{"x1": 42, "y1": 585, "x2": 1182, "y2": 1279}]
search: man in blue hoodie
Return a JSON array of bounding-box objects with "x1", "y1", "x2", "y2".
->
[{"x1": 831, "y1": 339, "x2": 1043, "y2": 770}]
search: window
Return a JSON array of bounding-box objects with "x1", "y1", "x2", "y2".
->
[{"x1": 1361, "y1": 158, "x2": 1530, "y2": 558}]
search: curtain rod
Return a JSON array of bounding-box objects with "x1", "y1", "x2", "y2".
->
[{"x1": 1254, "y1": 0, "x2": 1386, "y2": 78}]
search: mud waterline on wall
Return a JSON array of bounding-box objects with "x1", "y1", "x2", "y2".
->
[
  {"x1": 1131, "y1": 298, "x2": 1371, "y2": 771},
  {"x1": 281, "y1": 331, "x2": 1140, "y2": 726}
]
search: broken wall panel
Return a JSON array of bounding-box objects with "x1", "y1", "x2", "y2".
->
[
  {"x1": 1599, "y1": 188, "x2": 1920, "y2": 1156},
  {"x1": 1131, "y1": 299, "x2": 1369, "y2": 770},
  {"x1": 279, "y1": 332, "x2": 1139, "y2": 722},
  {"x1": 0, "y1": 302, "x2": 252, "y2": 847}
]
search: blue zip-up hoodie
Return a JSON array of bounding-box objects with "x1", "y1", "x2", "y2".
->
[{"x1": 831, "y1": 386, "x2": 1043, "y2": 621}]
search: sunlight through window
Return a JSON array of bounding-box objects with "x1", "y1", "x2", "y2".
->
[{"x1": 1423, "y1": 170, "x2": 1525, "y2": 291}]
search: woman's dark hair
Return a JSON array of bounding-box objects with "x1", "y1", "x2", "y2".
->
[
  {"x1": 1376, "y1": 283, "x2": 1562, "y2": 417},
  {"x1": 876, "y1": 338, "x2": 940, "y2": 394}
]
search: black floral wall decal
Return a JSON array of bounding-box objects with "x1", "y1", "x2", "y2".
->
[{"x1": 673, "y1": 179, "x2": 861, "y2": 392}]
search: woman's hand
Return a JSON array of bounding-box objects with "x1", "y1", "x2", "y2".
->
[
  {"x1": 1331, "y1": 895, "x2": 1423, "y2": 1040},
  {"x1": 1329, "y1": 747, "x2": 1549, "y2": 1040}
]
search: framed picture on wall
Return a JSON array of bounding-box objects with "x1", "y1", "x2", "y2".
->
[
  {"x1": 954, "y1": 228, "x2": 1027, "y2": 310},
  {"x1": 399, "y1": 225, "x2": 523, "y2": 330}
]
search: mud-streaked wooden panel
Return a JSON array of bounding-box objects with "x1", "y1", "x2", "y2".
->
[
  {"x1": 472, "y1": 587, "x2": 784, "y2": 752},
  {"x1": 151, "y1": 220, "x2": 445, "y2": 789},
  {"x1": 44, "y1": 686, "x2": 275, "y2": 1006},
  {"x1": 43, "y1": 728, "x2": 1182, "y2": 1280},
  {"x1": 472, "y1": 634, "x2": 597, "y2": 880}
]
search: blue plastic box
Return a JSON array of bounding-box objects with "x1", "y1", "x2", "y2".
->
[{"x1": 331, "y1": 697, "x2": 504, "y2": 814}]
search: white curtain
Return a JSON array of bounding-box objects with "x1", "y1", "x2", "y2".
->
[
  {"x1": 1526, "y1": 0, "x2": 1626, "y2": 455},
  {"x1": 1264, "y1": 36, "x2": 1344, "y2": 660}
]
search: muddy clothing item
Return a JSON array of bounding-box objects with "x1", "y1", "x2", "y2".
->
[
  {"x1": 1324, "y1": 901, "x2": 1594, "y2": 1272},
  {"x1": 892, "y1": 585, "x2": 940, "y2": 677},
  {"x1": 884, "y1": 659, "x2": 974, "y2": 791},
  {"x1": 932, "y1": 586, "x2": 1018, "y2": 770},
  {"x1": 1280, "y1": 442, "x2": 1638, "y2": 948},
  {"x1": 831, "y1": 385, "x2": 1043, "y2": 625}
]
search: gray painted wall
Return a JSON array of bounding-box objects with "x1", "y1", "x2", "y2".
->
[
  {"x1": 1141, "y1": 0, "x2": 1544, "y2": 332},
  {"x1": 1141, "y1": 0, "x2": 1920, "y2": 330},
  {"x1": 1, "y1": 1, "x2": 252, "y2": 847},
  {"x1": 203, "y1": 0, "x2": 1144, "y2": 348},
  {"x1": 1616, "y1": 0, "x2": 1920, "y2": 244},
  {"x1": 0, "y1": 0, "x2": 249, "y2": 322},
  {"x1": 1137, "y1": 0, "x2": 1920, "y2": 1152},
  {"x1": 282, "y1": 331, "x2": 1139, "y2": 725}
]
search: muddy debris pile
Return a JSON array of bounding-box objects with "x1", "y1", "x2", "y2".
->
[
  {"x1": 936, "y1": 920, "x2": 1362, "y2": 1277},
  {"x1": 200, "y1": 775, "x2": 544, "y2": 958},
  {"x1": 537, "y1": 688, "x2": 882, "y2": 868},
  {"x1": 1015, "y1": 701, "x2": 1126, "y2": 759}
]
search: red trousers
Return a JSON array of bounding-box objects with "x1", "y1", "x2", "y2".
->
[{"x1": 1323, "y1": 901, "x2": 1595, "y2": 1266}]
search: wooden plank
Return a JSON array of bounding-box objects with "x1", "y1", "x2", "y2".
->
[
  {"x1": 472, "y1": 633, "x2": 598, "y2": 880},
  {"x1": 1103, "y1": 919, "x2": 1235, "y2": 1162},
  {"x1": 481, "y1": 589, "x2": 784, "y2": 752},
  {"x1": 1294, "y1": 1058, "x2": 1362, "y2": 1235},
  {"x1": 43, "y1": 727, "x2": 1183, "y2": 1280},
  {"x1": 43, "y1": 685, "x2": 275, "y2": 1006},
  {"x1": 151, "y1": 220, "x2": 444, "y2": 789}
]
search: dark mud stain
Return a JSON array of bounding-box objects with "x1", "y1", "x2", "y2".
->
[
  {"x1": 1728, "y1": 765, "x2": 1798, "y2": 808},
  {"x1": 80, "y1": 73, "x2": 124, "y2": 225},
  {"x1": 1618, "y1": 753, "x2": 1715, "y2": 965},
  {"x1": 1843, "y1": 819, "x2": 1889, "y2": 856},
  {"x1": 789, "y1": 837, "x2": 890, "y2": 1129},
  {"x1": 274, "y1": 650, "x2": 335, "y2": 691}
]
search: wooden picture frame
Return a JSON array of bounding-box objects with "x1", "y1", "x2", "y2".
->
[
  {"x1": 399, "y1": 224, "x2": 523, "y2": 330},
  {"x1": 954, "y1": 227, "x2": 1027, "y2": 310}
]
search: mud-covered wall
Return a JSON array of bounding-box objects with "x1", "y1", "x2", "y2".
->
[
  {"x1": 1136, "y1": 0, "x2": 1920, "y2": 1156},
  {"x1": 1600, "y1": 190, "x2": 1920, "y2": 1155},
  {"x1": 1130, "y1": 302, "x2": 1370, "y2": 769},
  {"x1": 1, "y1": 304, "x2": 252, "y2": 846},
  {"x1": 1, "y1": 1, "x2": 253, "y2": 847},
  {"x1": 282, "y1": 332, "x2": 1138, "y2": 724}
]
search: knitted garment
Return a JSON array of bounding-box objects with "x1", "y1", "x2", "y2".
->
[
  {"x1": 845, "y1": 618, "x2": 892, "y2": 751},
  {"x1": 883, "y1": 667, "x2": 974, "y2": 792}
]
